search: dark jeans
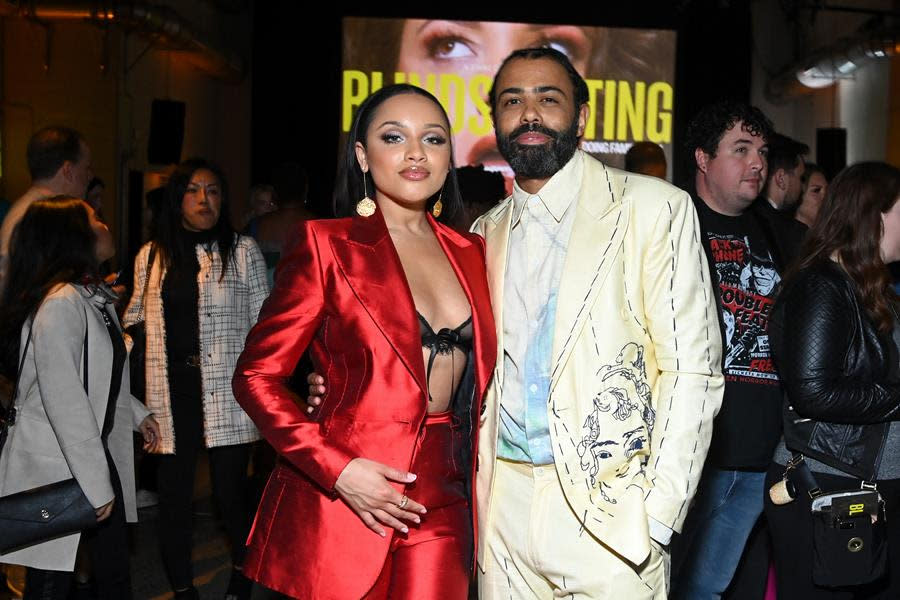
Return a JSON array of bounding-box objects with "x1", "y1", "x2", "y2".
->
[
  {"x1": 671, "y1": 467, "x2": 767, "y2": 599},
  {"x1": 764, "y1": 463, "x2": 900, "y2": 599},
  {"x1": 25, "y1": 458, "x2": 130, "y2": 600},
  {"x1": 158, "y1": 362, "x2": 252, "y2": 591}
]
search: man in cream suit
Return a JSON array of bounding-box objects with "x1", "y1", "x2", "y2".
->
[{"x1": 472, "y1": 48, "x2": 723, "y2": 599}]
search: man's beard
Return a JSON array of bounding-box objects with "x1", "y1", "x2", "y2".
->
[{"x1": 496, "y1": 117, "x2": 580, "y2": 179}]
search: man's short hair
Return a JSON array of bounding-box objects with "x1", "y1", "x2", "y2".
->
[
  {"x1": 683, "y1": 101, "x2": 774, "y2": 175},
  {"x1": 26, "y1": 126, "x2": 85, "y2": 181},
  {"x1": 765, "y1": 133, "x2": 809, "y2": 175},
  {"x1": 489, "y1": 47, "x2": 589, "y2": 115},
  {"x1": 625, "y1": 142, "x2": 666, "y2": 174}
]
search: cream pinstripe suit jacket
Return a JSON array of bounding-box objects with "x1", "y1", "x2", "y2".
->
[{"x1": 473, "y1": 151, "x2": 724, "y2": 567}]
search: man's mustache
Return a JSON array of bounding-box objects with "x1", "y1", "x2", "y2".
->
[{"x1": 506, "y1": 123, "x2": 560, "y2": 143}]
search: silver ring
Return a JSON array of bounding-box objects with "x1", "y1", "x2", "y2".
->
[{"x1": 397, "y1": 495, "x2": 409, "y2": 509}]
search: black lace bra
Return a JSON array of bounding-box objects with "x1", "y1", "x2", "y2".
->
[{"x1": 416, "y1": 312, "x2": 473, "y2": 404}]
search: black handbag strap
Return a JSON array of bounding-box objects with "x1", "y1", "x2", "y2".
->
[
  {"x1": 3, "y1": 315, "x2": 89, "y2": 418},
  {"x1": 0, "y1": 326, "x2": 33, "y2": 434},
  {"x1": 1, "y1": 327, "x2": 34, "y2": 417},
  {"x1": 788, "y1": 453, "x2": 823, "y2": 498},
  {"x1": 788, "y1": 453, "x2": 877, "y2": 499},
  {"x1": 83, "y1": 310, "x2": 88, "y2": 395},
  {"x1": 135, "y1": 244, "x2": 157, "y2": 322}
]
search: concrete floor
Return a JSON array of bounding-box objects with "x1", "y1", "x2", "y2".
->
[{"x1": 1, "y1": 450, "x2": 281, "y2": 600}]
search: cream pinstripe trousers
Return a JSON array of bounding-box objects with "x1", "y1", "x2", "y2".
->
[{"x1": 479, "y1": 459, "x2": 668, "y2": 599}]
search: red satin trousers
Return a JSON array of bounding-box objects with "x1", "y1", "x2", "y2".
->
[{"x1": 364, "y1": 411, "x2": 471, "y2": 599}]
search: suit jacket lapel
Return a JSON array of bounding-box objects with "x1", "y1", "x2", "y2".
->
[
  {"x1": 480, "y1": 200, "x2": 514, "y2": 386},
  {"x1": 331, "y1": 212, "x2": 427, "y2": 395},
  {"x1": 550, "y1": 158, "x2": 629, "y2": 393}
]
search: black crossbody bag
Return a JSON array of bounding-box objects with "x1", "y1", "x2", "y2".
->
[
  {"x1": 0, "y1": 325, "x2": 97, "y2": 554},
  {"x1": 774, "y1": 454, "x2": 888, "y2": 588}
]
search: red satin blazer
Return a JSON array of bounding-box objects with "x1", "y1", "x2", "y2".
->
[{"x1": 232, "y1": 211, "x2": 496, "y2": 600}]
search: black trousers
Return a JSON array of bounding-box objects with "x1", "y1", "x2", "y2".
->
[
  {"x1": 158, "y1": 362, "x2": 252, "y2": 591},
  {"x1": 764, "y1": 463, "x2": 900, "y2": 599},
  {"x1": 25, "y1": 458, "x2": 131, "y2": 600}
]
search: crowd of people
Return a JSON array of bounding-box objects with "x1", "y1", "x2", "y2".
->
[{"x1": 0, "y1": 43, "x2": 897, "y2": 600}]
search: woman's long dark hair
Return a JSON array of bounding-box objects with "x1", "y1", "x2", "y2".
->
[
  {"x1": 790, "y1": 162, "x2": 900, "y2": 333},
  {"x1": 0, "y1": 196, "x2": 99, "y2": 376},
  {"x1": 154, "y1": 158, "x2": 236, "y2": 280},
  {"x1": 333, "y1": 84, "x2": 462, "y2": 222}
]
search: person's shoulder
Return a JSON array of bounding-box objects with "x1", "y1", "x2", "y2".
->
[
  {"x1": 618, "y1": 173, "x2": 690, "y2": 219},
  {"x1": 300, "y1": 216, "x2": 354, "y2": 236},
  {"x1": 277, "y1": 217, "x2": 355, "y2": 254},
  {"x1": 234, "y1": 233, "x2": 259, "y2": 249},
  {"x1": 477, "y1": 196, "x2": 513, "y2": 223},
  {"x1": 0, "y1": 189, "x2": 39, "y2": 236},
  {"x1": 784, "y1": 260, "x2": 848, "y2": 300},
  {"x1": 749, "y1": 198, "x2": 794, "y2": 222},
  {"x1": 749, "y1": 199, "x2": 807, "y2": 237},
  {"x1": 36, "y1": 283, "x2": 86, "y2": 318},
  {"x1": 796, "y1": 259, "x2": 844, "y2": 281},
  {"x1": 584, "y1": 156, "x2": 686, "y2": 206}
]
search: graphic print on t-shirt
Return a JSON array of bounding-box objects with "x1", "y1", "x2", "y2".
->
[{"x1": 710, "y1": 234, "x2": 780, "y2": 386}]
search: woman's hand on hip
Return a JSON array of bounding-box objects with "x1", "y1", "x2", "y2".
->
[
  {"x1": 139, "y1": 415, "x2": 161, "y2": 453},
  {"x1": 334, "y1": 457, "x2": 427, "y2": 537}
]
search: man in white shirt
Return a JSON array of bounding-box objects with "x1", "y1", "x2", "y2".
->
[
  {"x1": 0, "y1": 126, "x2": 93, "y2": 291},
  {"x1": 472, "y1": 47, "x2": 723, "y2": 599}
]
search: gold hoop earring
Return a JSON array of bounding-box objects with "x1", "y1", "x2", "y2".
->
[
  {"x1": 356, "y1": 172, "x2": 376, "y2": 217},
  {"x1": 432, "y1": 188, "x2": 443, "y2": 218}
]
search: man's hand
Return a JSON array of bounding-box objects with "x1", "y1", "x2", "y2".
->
[{"x1": 306, "y1": 372, "x2": 325, "y2": 414}]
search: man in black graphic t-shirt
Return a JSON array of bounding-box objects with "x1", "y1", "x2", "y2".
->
[
  {"x1": 671, "y1": 102, "x2": 804, "y2": 600},
  {"x1": 697, "y1": 210, "x2": 785, "y2": 471}
]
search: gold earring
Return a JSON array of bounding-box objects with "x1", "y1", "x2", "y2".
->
[
  {"x1": 356, "y1": 172, "x2": 376, "y2": 217},
  {"x1": 432, "y1": 188, "x2": 443, "y2": 218}
]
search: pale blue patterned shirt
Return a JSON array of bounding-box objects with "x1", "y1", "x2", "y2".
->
[{"x1": 497, "y1": 153, "x2": 582, "y2": 465}]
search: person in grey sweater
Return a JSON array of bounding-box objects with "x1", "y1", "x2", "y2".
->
[{"x1": 0, "y1": 195, "x2": 159, "y2": 600}]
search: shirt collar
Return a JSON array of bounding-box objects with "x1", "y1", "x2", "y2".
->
[
  {"x1": 511, "y1": 150, "x2": 584, "y2": 226},
  {"x1": 77, "y1": 281, "x2": 119, "y2": 310}
]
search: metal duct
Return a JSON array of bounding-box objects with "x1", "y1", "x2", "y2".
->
[
  {"x1": 766, "y1": 23, "x2": 900, "y2": 103},
  {"x1": 1, "y1": 1, "x2": 245, "y2": 82}
]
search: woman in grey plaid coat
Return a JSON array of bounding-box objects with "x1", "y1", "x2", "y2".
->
[{"x1": 123, "y1": 159, "x2": 269, "y2": 600}]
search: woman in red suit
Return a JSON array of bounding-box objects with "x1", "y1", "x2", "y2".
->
[{"x1": 232, "y1": 84, "x2": 497, "y2": 599}]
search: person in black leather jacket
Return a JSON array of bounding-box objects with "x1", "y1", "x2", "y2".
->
[{"x1": 766, "y1": 161, "x2": 900, "y2": 598}]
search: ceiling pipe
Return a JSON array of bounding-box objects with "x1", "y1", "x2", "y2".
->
[
  {"x1": 766, "y1": 23, "x2": 900, "y2": 103},
  {"x1": 1, "y1": 1, "x2": 245, "y2": 83}
]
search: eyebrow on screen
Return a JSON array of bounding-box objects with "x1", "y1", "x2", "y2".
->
[{"x1": 416, "y1": 20, "x2": 483, "y2": 35}]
